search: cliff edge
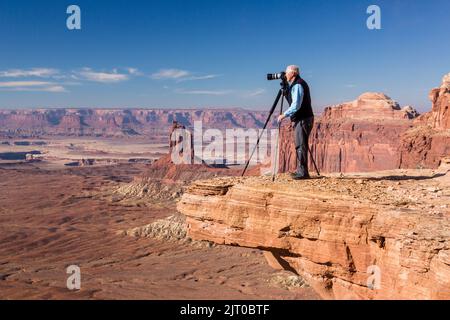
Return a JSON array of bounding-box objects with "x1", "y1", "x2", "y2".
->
[{"x1": 177, "y1": 164, "x2": 450, "y2": 299}]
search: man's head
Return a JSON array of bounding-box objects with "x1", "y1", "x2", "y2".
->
[{"x1": 285, "y1": 65, "x2": 300, "y2": 82}]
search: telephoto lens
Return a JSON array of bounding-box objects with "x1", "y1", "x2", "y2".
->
[{"x1": 267, "y1": 72, "x2": 286, "y2": 81}]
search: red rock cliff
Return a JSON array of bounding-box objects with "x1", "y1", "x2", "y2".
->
[
  {"x1": 398, "y1": 73, "x2": 450, "y2": 168},
  {"x1": 177, "y1": 167, "x2": 450, "y2": 300},
  {"x1": 430, "y1": 73, "x2": 450, "y2": 130},
  {"x1": 278, "y1": 74, "x2": 450, "y2": 173}
]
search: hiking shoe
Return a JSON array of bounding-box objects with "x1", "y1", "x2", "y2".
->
[{"x1": 290, "y1": 173, "x2": 310, "y2": 180}]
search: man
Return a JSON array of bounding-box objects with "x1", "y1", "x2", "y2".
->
[{"x1": 277, "y1": 65, "x2": 314, "y2": 180}]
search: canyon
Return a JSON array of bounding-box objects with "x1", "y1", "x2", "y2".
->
[
  {"x1": 1, "y1": 73, "x2": 449, "y2": 300},
  {"x1": 2, "y1": 74, "x2": 448, "y2": 174},
  {"x1": 0, "y1": 108, "x2": 272, "y2": 139},
  {"x1": 0, "y1": 120, "x2": 318, "y2": 300},
  {"x1": 0, "y1": 163, "x2": 317, "y2": 299}
]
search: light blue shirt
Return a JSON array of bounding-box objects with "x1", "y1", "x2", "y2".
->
[{"x1": 283, "y1": 82, "x2": 304, "y2": 118}]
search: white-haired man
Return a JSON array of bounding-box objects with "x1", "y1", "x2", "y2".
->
[{"x1": 277, "y1": 65, "x2": 314, "y2": 180}]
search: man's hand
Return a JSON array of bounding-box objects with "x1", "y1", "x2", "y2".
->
[{"x1": 277, "y1": 114, "x2": 286, "y2": 124}]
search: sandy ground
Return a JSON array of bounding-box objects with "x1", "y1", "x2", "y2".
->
[{"x1": 0, "y1": 163, "x2": 319, "y2": 300}]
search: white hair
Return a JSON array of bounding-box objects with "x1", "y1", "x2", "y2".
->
[{"x1": 286, "y1": 65, "x2": 300, "y2": 75}]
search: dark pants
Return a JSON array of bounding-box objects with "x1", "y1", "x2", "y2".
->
[{"x1": 293, "y1": 116, "x2": 314, "y2": 177}]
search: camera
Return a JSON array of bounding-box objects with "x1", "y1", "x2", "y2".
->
[{"x1": 266, "y1": 72, "x2": 286, "y2": 81}]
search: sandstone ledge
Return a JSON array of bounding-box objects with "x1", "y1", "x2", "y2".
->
[{"x1": 177, "y1": 172, "x2": 450, "y2": 300}]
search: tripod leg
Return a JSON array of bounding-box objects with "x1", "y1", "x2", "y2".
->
[
  {"x1": 272, "y1": 96, "x2": 285, "y2": 182},
  {"x1": 241, "y1": 89, "x2": 282, "y2": 177}
]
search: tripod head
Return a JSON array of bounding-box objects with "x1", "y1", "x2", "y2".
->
[
  {"x1": 279, "y1": 79, "x2": 291, "y2": 105},
  {"x1": 267, "y1": 72, "x2": 290, "y2": 95},
  {"x1": 280, "y1": 78, "x2": 289, "y2": 93}
]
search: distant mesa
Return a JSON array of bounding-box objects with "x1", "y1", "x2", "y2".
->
[
  {"x1": 357, "y1": 92, "x2": 392, "y2": 100},
  {"x1": 0, "y1": 108, "x2": 275, "y2": 139},
  {"x1": 356, "y1": 92, "x2": 400, "y2": 111},
  {"x1": 322, "y1": 91, "x2": 418, "y2": 121}
]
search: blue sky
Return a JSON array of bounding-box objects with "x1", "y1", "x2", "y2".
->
[{"x1": 0, "y1": 0, "x2": 449, "y2": 112}]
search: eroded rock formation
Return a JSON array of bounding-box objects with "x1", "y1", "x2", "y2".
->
[
  {"x1": 177, "y1": 168, "x2": 450, "y2": 300},
  {"x1": 398, "y1": 73, "x2": 450, "y2": 169},
  {"x1": 322, "y1": 92, "x2": 417, "y2": 120},
  {"x1": 429, "y1": 73, "x2": 450, "y2": 130},
  {"x1": 278, "y1": 93, "x2": 417, "y2": 173},
  {"x1": 117, "y1": 122, "x2": 241, "y2": 201},
  {"x1": 278, "y1": 73, "x2": 450, "y2": 173}
]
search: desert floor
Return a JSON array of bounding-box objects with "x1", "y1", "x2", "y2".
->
[{"x1": 0, "y1": 163, "x2": 319, "y2": 299}]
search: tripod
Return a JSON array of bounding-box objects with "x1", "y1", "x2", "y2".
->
[
  {"x1": 241, "y1": 80, "x2": 287, "y2": 180},
  {"x1": 241, "y1": 81, "x2": 321, "y2": 179}
]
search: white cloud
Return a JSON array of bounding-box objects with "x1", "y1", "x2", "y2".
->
[
  {"x1": 126, "y1": 67, "x2": 142, "y2": 76},
  {"x1": 0, "y1": 81, "x2": 52, "y2": 87},
  {"x1": 176, "y1": 89, "x2": 231, "y2": 95},
  {"x1": 151, "y1": 69, "x2": 191, "y2": 79},
  {"x1": 152, "y1": 69, "x2": 220, "y2": 82},
  {"x1": 62, "y1": 81, "x2": 82, "y2": 86},
  {"x1": 76, "y1": 68, "x2": 129, "y2": 83},
  {"x1": 0, "y1": 81, "x2": 67, "y2": 92},
  {"x1": 0, "y1": 68, "x2": 60, "y2": 78},
  {"x1": 43, "y1": 85, "x2": 67, "y2": 92},
  {"x1": 176, "y1": 74, "x2": 220, "y2": 82},
  {"x1": 245, "y1": 88, "x2": 265, "y2": 97},
  {"x1": 0, "y1": 66, "x2": 141, "y2": 91}
]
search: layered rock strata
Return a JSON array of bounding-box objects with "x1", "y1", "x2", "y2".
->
[
  {"x1": 177, "y1": 170, "x2": 450, "y2": 300},
  {"x1": 0, "y1": 108, "x2": 273, "y2": 138}
]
